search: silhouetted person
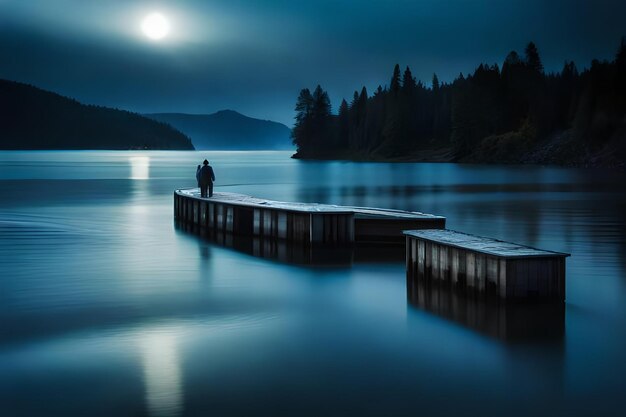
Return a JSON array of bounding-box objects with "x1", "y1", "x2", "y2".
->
[
  {"x1": 199, "y1": 159, "x2": 215, "y2": 198},
  {"x1": 196, "y1": 164, "x2": 201, "y2": 188}
]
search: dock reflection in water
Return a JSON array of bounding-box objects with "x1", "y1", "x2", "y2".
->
[
  {"x1": 407, "y1": 278, "x2": 565, "y2": 343},
  {"x1": 175, "y1": 221, "x2": 405, "y2": 266}
]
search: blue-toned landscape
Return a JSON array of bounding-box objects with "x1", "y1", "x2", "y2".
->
[
  {"x1": 1, "y1": 151, "x2": 625, "y2": 416},
  {"x1": 1, "y1": 1, "x2": 626, "y2": 416}
]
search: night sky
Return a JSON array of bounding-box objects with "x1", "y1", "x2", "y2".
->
[{"x1": 1, "y1": 0, "x2": 624, "y2": 125}]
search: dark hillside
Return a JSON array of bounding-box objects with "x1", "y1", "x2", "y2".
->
[
  {"x1": 146, "y1": 110, "x2": 292, "y2": 150},
  {"x1": 0, "y1": 79, "x2": 194, "y2": 150}
]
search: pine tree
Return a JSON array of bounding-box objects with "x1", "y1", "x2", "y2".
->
[
  {"x1": 501, "y1": 50, "x2": 528, "y2": 130},
  {"x1": 351, "y1": 90, "x2": 360, "y2": 108},
  {"x1": 383, "y1": 63, "x2": 405, "y2": 152},
  {"x1": 432, "y1": 73, "x2": 440, "y2": 91},
  {"x1": 561, "y1": 61, "x2": 578, "y2": 80},
  {"x1": 432, "y1": 73, "x2": 444, "y2": 141},
  {"x1": 337, "y1": 99, "x2": 350, "y2": 149},
  {"x1": 348, "y1": 89, "x2": 367, "y2": 150},
  {"x1": 390, "y1": 64, "x2": 402, "y2": 95},
  {"x1": 355, "y1": 86, "x2": 368, "y2": 149},
  {"x1": 311, "y1": 85, "x2": 332, "y2": 149},
  {"x1": 503, "y1": 51, "x2": 522, "y2": 70},
  {"x1": 292, "y1": 88, "x2": 313, "y2": 150},
  {"x1": 525, "y1": 42, "x2": 544, "y2": 73},
  {"x1": 359, "y1": 86, "x2": 368, "y2": 104},
  {"x1": 311, "y1": 85, "x2": 331, "y2": 120},
  {"x1": 402, "y1": 66, "x2": 416, "y2": 92}
]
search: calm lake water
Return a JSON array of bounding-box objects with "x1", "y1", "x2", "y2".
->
[{"x1": 1, "y1": 151, "x2": 625, "y2": 417}]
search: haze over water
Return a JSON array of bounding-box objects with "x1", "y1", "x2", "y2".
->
[{"x1": 1, "y1": 151, "x2": 625, "y2": 416}]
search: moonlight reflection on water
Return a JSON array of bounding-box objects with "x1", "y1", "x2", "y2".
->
[{"x1": 0, "y1": 151, "x2": 625, "y2": 416}]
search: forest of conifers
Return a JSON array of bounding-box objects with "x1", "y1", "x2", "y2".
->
[{"x1": 291, "y1": 40, "x2": 626, "y2": 167}]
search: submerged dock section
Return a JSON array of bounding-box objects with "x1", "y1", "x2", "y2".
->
[
  {"x1": 174, "y1": 189, "x2": 445, "y2": 245},
  {"x1": 404, "y1": 229, "x2": 569, "y2": 301}
]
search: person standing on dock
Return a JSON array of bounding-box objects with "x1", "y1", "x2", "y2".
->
[
  {"x1": 199, "y1": 159, "x2": 216, "y2": 198},
  {"x1": 196, "y1": 164, "x2": 201, "y2": 188}
]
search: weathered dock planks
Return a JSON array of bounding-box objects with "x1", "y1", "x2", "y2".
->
[
  {"x1": 349, "y1": 206, "x2": 445, "y2": 243},
  {"x1": 404, "y1": 229, "x2": 570, "y2": 301},
  {"x1": 174, "y1": 189, "x2": 445, "y2": 245}
]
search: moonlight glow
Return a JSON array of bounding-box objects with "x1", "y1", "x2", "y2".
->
[{"x1": 142, "y1": 13, "x2": 170, "y2": 40}]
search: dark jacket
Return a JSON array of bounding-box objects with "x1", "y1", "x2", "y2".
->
[{"x1": 199, "y1": 165, "x2": 215, "y2": 185}]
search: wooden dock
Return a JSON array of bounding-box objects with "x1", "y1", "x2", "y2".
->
[
  {"x1": 174, "y1": 189, "x2": 445, "y2": 245},
  {"x1": 404, "y1": 229, "x2": 570, "y2": 301}
]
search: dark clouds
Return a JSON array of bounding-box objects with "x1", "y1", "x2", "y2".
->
[{"x1": 1, "y1": 0, "x2": 624, "y2": 125}]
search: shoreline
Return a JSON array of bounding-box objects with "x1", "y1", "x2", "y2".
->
[
  {"x1": 292, "y1": 152, "x2": 626, "y2": 170},
  {"x1": 292, "y1": 133, "x2": 626, "y2": 170}
]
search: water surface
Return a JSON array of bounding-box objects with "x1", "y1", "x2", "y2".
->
[{"x1": 1, "y1": 151, "x2": 625, "y2": 416}]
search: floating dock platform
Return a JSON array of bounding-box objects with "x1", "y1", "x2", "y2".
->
[
  {"x1": 404, "y1": 229, "x2": 570, "y2": 301},
  {"x1": 174, "y1": 189, "x2": 445, "y2": 245}
]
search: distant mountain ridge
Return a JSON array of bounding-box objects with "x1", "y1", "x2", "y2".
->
[
  {"x1": 145, "y1": 110, "x2": 293, "y2": 150},
  {"x1": 0, "y1": 79, "x2": 194, "y2": 150}
]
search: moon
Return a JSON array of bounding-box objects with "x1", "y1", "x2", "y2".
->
[{"x1": 142, "y1": 13, "x2": 170, "y2": 40}]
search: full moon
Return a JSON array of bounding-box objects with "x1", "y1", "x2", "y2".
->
[{"x1": 142, "y1": 13, "x2": 170, "y2": 40}]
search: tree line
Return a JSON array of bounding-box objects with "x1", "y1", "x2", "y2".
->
[{"x1": 292, "y1": 40, "x2": 626, "y2": 165}]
